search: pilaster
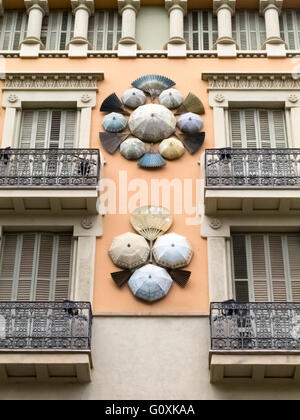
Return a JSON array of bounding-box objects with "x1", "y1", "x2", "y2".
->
[
  {"x1": 165, "y1": 0, "x2": 187, "y2": 57},
  {"x1": 213, "y1": 0, "x2": 237, "y2": 58},
  {"x1": 260, "y1": 0, "x2": 286, "y2": 57},
  {"x1": 68, "y1": 0, "x2": 94, "y2": 57},
  {"x1": 118, "y1": 0, "x2": 140, "y2": 57}
]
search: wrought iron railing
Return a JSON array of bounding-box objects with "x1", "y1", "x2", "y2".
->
[
  {"x1": 0, "y1": 301, "x2": 92, "y2": 350},
  {"x1": 205, "y1": 148, "x2": 300, "y2": 187},
  {"x1": 0, "y1": 148, "x2": 100, "y2": 188},
  {"x1": 210, "y1": 302, "x2": 300, "y2": 351}
]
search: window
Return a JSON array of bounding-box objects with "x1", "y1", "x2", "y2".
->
[
  {"x1": 280, "y1": 10, "x2": 300, "y2": 50},
  {"x1": 232, "y1": 10, "x2": 266, "y2": 50},
  {"x1": 0, "y1": 10, "x2": 27, "y2": 50},
  {"x1": 0, "y1": 232, "x2": 73, "y2": 301},
  {"x1": 232, "y1": 233, "x2": 300, "y2": 302},
  {"x1": 229, "y1": 109, "x2": 287, "y2": 148},
  {"x1": 19, "y1": 109, "x2": 78, "y2": 149},
  {"x1": 184, "y1": 10, "x2": 218, "y2": 50},
  {"x1": 41, "y1": 10, "x2": 74, "y2": 50},
  {"x1": 88, "y1": 10, "x2": 121, "y2": 50}
]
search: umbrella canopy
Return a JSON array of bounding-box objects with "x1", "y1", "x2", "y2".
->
[
  {"x1": 177, "y1": 112, "x2": 203, "y2": 134},
  {"x1": 153, "y1": 233, "x2": 193, "y2": 269},
  {"x1": 128, "y1": 264, "x2": 173, "y2": 302},
  {"x1": 102, "y1": 112, "x2": 127, "y2": 133},
  {"x1": 109, "y1": 232, "x2": 150, "y2": 269},
  {"x1": 120, "y1": 137, "x2": 146, "y2": 160},
  {"x1": 159, "y1": 88, "x2": 183, "y2": 109},
  {"x1": 159, "y1": 137, "x2": 185, "y2": 160},
  {"x1": 128, "y1": 104, "x2": 176, "y2": 142},
  {"x1": 121, "y1": 88, "x2": 147, "y2": 109}
]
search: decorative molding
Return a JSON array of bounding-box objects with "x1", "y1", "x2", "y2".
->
[
  {"x1": 81, "y1": 216, "x2": 96, "y2": 230},
  {"x1": 259, "y1": 0, "x2": 283, "y2": 14},
  {"x1": 24, "y1": 0, "x2": 49, "y2": 14},
  {"x1": 288, "y1": 94, "x2": 299, "y2": 103},
  {"x1": 81, "y1": 94, "x2": 92, "y2": 103},
  {"x1": 202, "y1": 73, "x2": 300, "y2": 90},
  {"x1": 208, "y1": 218, "x2": 223, "y2": 230},
  {"x1": 214, "y1": 93, "x2": 225, "y2": 103},
  {"x1": 165, "y1": 0, "x2": 187, "y2": 14},
  {"x1": 118, "y1": 0, "x2": 140, "y2": 13},
  {"x1": 3, "y1": 73, "x2": 104, "y2": 91},
  {"x1": 71, "y1": 0, "x2": 94, "y2": 15},
  {"x1": 213, "y1": 0, "x2": 236, "y2": 14},
  {"x1": 7, "y1": 94, "x2": 19, "y2": 104}
]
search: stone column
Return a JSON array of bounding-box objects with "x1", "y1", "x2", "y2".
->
[
  {"x1": 260, "y1": 0, "x2": 286, "y2": 57},
  {"x1": 165, "y1": 0, "x2": 187, "y2": 57},
  {"x1": 68, "y1": 0, "x2": 94, "y2": 57},
  {"x1": 118, "y1": 0, "x2": 140, "y2": 57},
  {"x1": 20, "y1": 0, "x2": 48, "y2": 58},
  {"x1": 213, "y1": 0, "x2": 236, "y2": 57}
]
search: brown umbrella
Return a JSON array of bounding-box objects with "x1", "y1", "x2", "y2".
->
[{"x1": 109, "y1": 232, "x2": 150, "y2": 269}]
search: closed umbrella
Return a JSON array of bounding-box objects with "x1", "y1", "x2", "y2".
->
[
  {"x1": 153, "y1": 233, "x2": 193, "y2": 269},
  {"x1": 120, "y1": 137, "x2": 146, "y2": 160},
  {"x1": 159, "y1": 137, "x2": 185, "y2": 160},
  {"x1": 128, "y1": 104, "x2": 176, "y2": 142},
  {"x1": 177, "y1": 112, "x2": 203, "y2": 134},
  {"x1": 102, "y1": 112, "x2": 127, "y2": 133},
  {"x1": 159, "y1": 88, "x2": 183, "y2": 109},
  {"x1": 128, "y1": 264, "x2": 173, "y2": 302},
  {"x1": 121, "y1": 88, "x2": 147, "y2": 109},
  {"x1": 109, "y1": 232, "x2": 150, "y2": 269}
]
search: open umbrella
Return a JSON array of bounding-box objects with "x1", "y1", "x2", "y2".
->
[
  {"x1": 121, "y1": 88, "x2": 147, "y2": 109},
  {"x1": 159, "y1": 137, "x2": 185, "y2": 160},
  {"x1": 128, "y1": 104, "x2": 176, "y2": 142},
  {"x1": 109, "y1": 232, "x2": 150, "y2": 269},
  {"x1": 102, "y1": 112, "x2": 127, "y2": 133},
  {"x1": 128, "y1": 264, "x2": 173, "y2": 302},
  {"x1": 120, "y1": 137, "x2": 146, "y2": 160},
  {"x1": 153, "y1": 233, "x2": 193, "y2": 269},
  {"x1": 177, "y1": 113, "x2": 203, "y2": 134},
  {"x1": 159, "y1": 88, "x2": 183, "y2": 109}
]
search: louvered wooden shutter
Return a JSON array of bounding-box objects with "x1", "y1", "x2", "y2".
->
[
  {"x1": 88, "y1": 10, "x2": 121, "y2": 50},
  {"x1": 41, "y1": 10, "x2": 74, "y2": 50},
  {"x1": 0, "y1": 233, "x2": 73, "y2": 302},
  {"x1": 184, "y1": 10, "x2": 217, "y2": 50},
  {"x1": 232, "y1": 10, "x2": 266, "y2": 50},
  {"x1": 233, "y1": 233, "x2": 300, "y2": 302},
  {"x1": 229, "y1": 109, "x2": 287, "y2": 148},
  {"x1": 280, "y1": 10, "x2": 300, "y2": 50},
  {"x1": 0, "y1": 11, "x2": 27, "y2": 50}
]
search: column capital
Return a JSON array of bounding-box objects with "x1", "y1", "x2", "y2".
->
[
  {"x1": 71, "y1": 0, "x2": 94, "y2": 16},
  {"x1": 213, "y1": 0, "x2": 236, "y2": 15},
  {"x1": 0, "y1": 1, "x2": 4, "y2": 16},
  {"x1": 259, "y1": 0, "x2": 283, "y2": 14},
  {"x1": 118, "y1": 0, "x2": 140, "y2": 14},
  {"x1": 24, "y1": 0, "x2": 49, "y2": 15},
  {"x1": 165, "y1": 0, "x2": 187, "y2": 15}
]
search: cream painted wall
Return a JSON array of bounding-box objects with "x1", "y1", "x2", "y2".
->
[
  {"x1": 1, "y1": 318, "x2": 300, "y2": 400},
  {"x1": 136, "y1": 7, "x2": 169, "y2": 50}
]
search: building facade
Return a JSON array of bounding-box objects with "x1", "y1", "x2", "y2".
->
[{"x1": 0, "y1": 0, "x2": 300, "y2": 400}]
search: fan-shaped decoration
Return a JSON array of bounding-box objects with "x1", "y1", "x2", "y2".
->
[
  {"x1": 177, "y1": 132, "x2": 205, "y2": 155},
  {"x1": 177, "y1": 113, "x2": 203, "y2": 134},
  {"x1": 159, "y1": 88, "x2": 183, "y2": 109},
  {"x1": 153, "y1": 233, "x2": 193, "y2": 269},
  {"x1": 132, "y1": 75, "x2": 176, "y2": 99},
  {"x1": 120, "y1": 137, "x2": 146, "y2": 160},
  {"x1": 168, "y1": 269, "x2": 191, "y2": 288},
  {"x1": 100, "y1": 93, "x2": 130, "y2": 115},
  {"x1": 99, "y1": 132, "x2": 128, "y2": 154},
  {"x1": 102, "y1": 112, "x2": 127, "y2": 133},
  {"x1": 138, "y1": 153, "x2": 166, "y2": 169},
  {"x1": 159, "y1": 137, "x2": 185, "y2": 160},
  {"x1": 111, "y1": 270, "x2": 132, "y2": 288},
  {"x1": 129, "y1": 104, "x2": 176, "y2": 143},
  {"x1": 128, "y1": 264, "x2": 173, "y2": 302},
  {"x1": 121, "y1": 88, "x2": 147, "y2": 109},
  {"x1": 175, "y1": 93, "x2": 205, "y2": 115}
]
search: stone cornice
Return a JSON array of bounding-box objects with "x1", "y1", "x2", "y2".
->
[
  {"x1": 202, "y1": 73, "x2": 300, "y2": 90},
  {"x1": 3, "y1": 72, "x2": 104, "y2": 91},
  {"x1": 24, "y1": 0, "x2": 49, "y2": 14}
]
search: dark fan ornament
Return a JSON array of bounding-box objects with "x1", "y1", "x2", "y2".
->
[
  {"x1": 132, "y1": 75, "x2": 176, "y2": 100},
  {"x1": 175, "y1": 92, "x2": 205, "y2": 115},
  {"x1": 99, "y1": 132, "x2": 129, "y2": 154},
  {"x1": 177, "y1": 132, "x2": 206, "y2": 155},
  {"x1": 111, "y1": 270, "x2": 132, "y2": 287},
  {"x1": 100, "y1": 93, "x2": 130, "y2": 115},
  {"x1": 168, "y1": 269, "x2": 191, "y2": 288}
]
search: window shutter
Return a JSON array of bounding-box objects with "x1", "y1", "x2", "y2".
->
[
  {"x1": 0, "y1": 235, "x2": 18, "y2": 301},
  {"x1": 16, "y1": 234, "x2": 37, "y2": 302},
  {"x1": 229, "y1": 110, "x2": 243, "y2": 148},
  {"x1": 42, "y1": 11, "x2": 74, "y2": 50},
  {"x1": 0, "y1": 11, "x2": 27, "y2": 50},
  {"x1": 88, "y1": 10, "x2": 121, "y2": 50},
  {"x1": 251, "y1": 235, "x2": 269, "y2": 302},
  {"x1": 232, "y1": 10, "x2": 265, "y2": 50},
  {"x1": 54, "y1": 234, "x2": 73, "y2": 301},
  {"x1": 35, "y1": 111, "x2": 49, "y2": 149},
  {"x1": 62, "y1": 111, "x2": 77, "y2": 148},
  {"x1": 258, "y1": 110, "x2": 272, "y2": 149},
  {"x1": 20, "y1": 111, "x2": 34, "y2": 148},
  {"x1": 184, "y1": 10, "x2": 216, "y2": 50},
  {"x1": 287, "y1": 235, "x2": 300, "y2": 301},
  {"x1": 232, "y1": 235, "x2": 250, "y2": 302},
  {"x1": 268, "y1": 235, "x2": 287, "y2": 301},
  {"x1": 280, "y1": 10, "x2": 300, "y2": 50},
  {"x1": 272, "y1": 110, "x2": 287, "y2": 148},
  {"x1": 35, "y1": 234, "x2": 54, "y2": 301}
]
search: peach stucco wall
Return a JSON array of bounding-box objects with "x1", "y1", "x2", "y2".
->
[{"x1": 1, "y1": 57, "x2": 297, "y2": 315}]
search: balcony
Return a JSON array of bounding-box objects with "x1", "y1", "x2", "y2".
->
[
  {"x1": 0, "y1": 301, "x2": 92, "y2": 383},
  {"x1": 0, "y1": 149, "x2": 100, "y2": 214},
  {"x1": 210, "y1": 302, "x2": 300, "y2": 382},
  {"x1": 205, "y1": 148, "x2": 300, "y2": 215}
]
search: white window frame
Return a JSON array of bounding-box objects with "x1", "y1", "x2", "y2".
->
[
  {"x1": 0, "y1": 10, "x2": 27, "y2": 51},
  {"x1": 41, "y1": 10, "x2": 74, "y2": 51},
  {"x1": 232, "y1": 10, "x2": 266, "y2": 51},
  {"x1": 88, "y1": 9, "x2": 121, "y2": 50},
  {"x1": 184, "y1": 10, "x2": 217, "y2": 50},
  {"x1": 280, "y1": 10, "x2": 300, "y2": 50}
]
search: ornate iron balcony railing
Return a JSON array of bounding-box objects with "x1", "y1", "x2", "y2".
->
[
  {"x1": 205, "y1": 148, "x2": 300, "y2": 187},
  {"x1": 0, "y1": 148, "x2": 100, "y2": 188},
  {"x1": 0, "y1": 301, "x2": 92, "y2": 351},
  {"x1": 211, "y1": 302, "x2": 300, "y2": 351}
]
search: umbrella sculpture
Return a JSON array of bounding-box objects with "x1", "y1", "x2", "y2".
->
[
  {"x1": 121, "y1": 88, "x2": 147, "y2": 109},
  {"x1": 177, "y1": 112, "x2": 203, "y2": 134},
  {"x1": 153, "y1": 233, "x2": 193, "y2": 269},
  {"x1": 128, "y1": 264, "x2": 173, "y2": 302},
  {"x1": 109, "y1": 232, "x2": 150, "y2": 269},
  {"x1": 159, "y1": 137, "x2": 185, "y2": 160}
]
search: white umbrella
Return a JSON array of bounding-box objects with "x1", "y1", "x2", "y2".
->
[
  {"x1": 159, "y1": 88, "x2": 183, "y2": 109},
  {"x1": 109, "y1": 232, "x2": 150, "y2": 269},
  {"x1": 177, "y1": 113, "x2": 203, "y2": 134},
  {"x1": 128, "y1": 104, "x2": 176, "y2": 142},
  {"x1": 121, "y1": 88, "x2": 147, "y2": 109},
  {"x1": 153, "y1": 233, "x2": 193, "y2": 269},
  {"x1": 128, "y1": 264, "x2": 173, "y2": 302}
]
